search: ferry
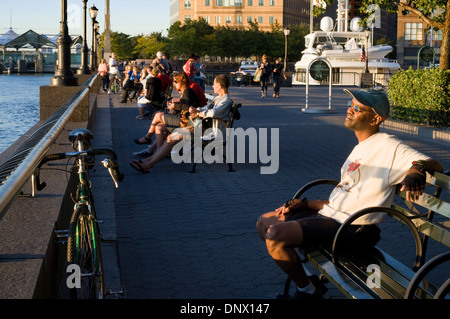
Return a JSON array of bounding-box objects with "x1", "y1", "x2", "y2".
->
[{"x1": 292, "y1": 6, "x2": 400, "y2": 87}]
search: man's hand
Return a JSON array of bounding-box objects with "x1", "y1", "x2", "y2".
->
[
  {"x1": 275, "y1": 199, "x2": 306, "y2": 216},
  {"x1": 400, "y1": 169, "x2": 426, "y2": 202}
]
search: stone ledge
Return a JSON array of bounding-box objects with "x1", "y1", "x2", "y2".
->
[{"x1": 382, "y1": 119, "x2": 450, "y2": 144}]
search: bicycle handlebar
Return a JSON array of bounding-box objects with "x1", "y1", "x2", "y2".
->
[{"x1": 36, "y1": 148, "x2": 124, "y2": 190}]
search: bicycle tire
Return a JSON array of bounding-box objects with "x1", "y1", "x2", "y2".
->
[{"x1": 67, "y1": 205, "x2": 105, "y2": 299}]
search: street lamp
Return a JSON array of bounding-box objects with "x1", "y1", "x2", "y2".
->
[
  {"x1": 89, "y1": 5, "x2": 98, "y2": 71},
  {"x1": 364, "y1": 28, "x2": 370, "y2": 73},
  {"x1": 284, "y1": 27, "x2": 290, "y2": 71},
  {"x1": 51, "y1": 0, "x2": 78, "y2": 86},
  {"x1": 77, "y1": 0, "x2": 90, "y2": 75}
]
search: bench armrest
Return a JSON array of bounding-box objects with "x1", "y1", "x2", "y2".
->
[{"x1": 331, "y1": 206, "x2": 424, "y2": 271}]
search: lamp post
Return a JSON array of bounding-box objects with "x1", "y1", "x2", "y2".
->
[
  {"x1": 51, "y1": 0, "x2": 78, "y2": 86},
  {"x1": 89, "y1": 5, "x2": 98, "y2": 71},
  {"x1": 77, "y1": 0, "x2": 90, "y2": 75},
  {"x1": 284, "y1": 27, "x2": 290, "y2": 71},
  {"x1": 364, "y1": 28, "x2": 370, "y2": 73}
]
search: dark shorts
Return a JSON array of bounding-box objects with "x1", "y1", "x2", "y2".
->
[
  {"x1": 287, "y1": 212, "x2": 380, "y2": 250},
  {"x1": 164, "y1": 113, "x2": 180, "y2": 133}
]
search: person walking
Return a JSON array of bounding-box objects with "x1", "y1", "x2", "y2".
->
[
  {"x1": 272, "y1": 57, "x2": 287, "y2": 98},
  {"x1": 259, "y1": 55, "x2": 272, "y2": 98}
]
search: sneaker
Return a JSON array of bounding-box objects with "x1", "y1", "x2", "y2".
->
[
  {"x1": 291, "y1": 275, "x2": 328, "y2": 300},
  {"x1": 120, "y1": 100, "x2": 127, "y2": 103},
  {"x1": 261, "y1": 93, "x2": 265, "y2": 98},
  {"x1": 133, "y1": 149, "x2": 153, "y2": 158}
]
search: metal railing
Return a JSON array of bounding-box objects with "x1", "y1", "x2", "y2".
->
[{"x1": 0, "y1": 85, "x2": 90, "y2": 220}]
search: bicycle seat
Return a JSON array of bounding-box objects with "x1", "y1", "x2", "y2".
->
[{"x1": 69, "y1": 128, "x2": 94, "y2": 142}]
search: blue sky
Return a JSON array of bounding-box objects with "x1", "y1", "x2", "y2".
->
[{"x1": 0, "y1": 0, "x2": 171, "y2": 38}]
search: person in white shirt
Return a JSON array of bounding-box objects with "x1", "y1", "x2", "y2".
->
[
  {"x1": 256, "y1": 88, "x2": 443, "y2": 299},
  {"x1": 108, "y1": 52, "x2": 122, "y2": 89}
]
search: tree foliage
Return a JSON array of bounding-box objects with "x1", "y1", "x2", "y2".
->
[{"x1": 106, "y1": 19, "x2": 309, "y2": 63}]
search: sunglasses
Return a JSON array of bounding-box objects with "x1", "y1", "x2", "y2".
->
[{"x1": 347, "y1": 101, "x2": 374, "y2": 114}]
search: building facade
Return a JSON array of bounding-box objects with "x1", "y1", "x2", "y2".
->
[
  {"x1": 172, "y1": 0, "x2": 311, "y2": 31},
  {"x1": 397, "y1": 11, "x2": 442, "y2": 68}
]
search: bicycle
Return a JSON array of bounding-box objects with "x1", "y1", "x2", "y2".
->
[
  {"x1": 110, "y1": 73, "x2": 121, "y2": 94},
  {"x1": 35, "y1": 128, "x2": 124, "y2": 299}
]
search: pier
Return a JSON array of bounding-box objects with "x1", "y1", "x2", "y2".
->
[{"x1": 0, "y1": 77, "x2": 449, "y2": 299}]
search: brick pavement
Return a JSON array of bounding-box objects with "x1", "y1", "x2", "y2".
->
[{"x1": 91, "y1": 84, "x2": 450, "y2": 300}]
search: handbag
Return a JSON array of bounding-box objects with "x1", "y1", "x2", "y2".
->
[{"x1": 253, "y1": 68, "x2": 262, "y2": 82}]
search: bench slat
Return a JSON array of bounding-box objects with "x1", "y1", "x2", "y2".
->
[
  {"x1": 302, "y1": 248, "x2": 375, "y2": 299},
  {"x1": 392, "y1": 204, "x2": 450, "y2": 248}
]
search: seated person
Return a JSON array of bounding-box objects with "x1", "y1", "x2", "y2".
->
[
  {"x1": 136, "y1": 68, "x2": 164, "y2": 119},
  {"x1": 132, "y1": 71, "x2": 199, "y2": 153},
  {"x1": 121, "y1": 65, "x2": 142, "y2": 103},
  {"x1": 130, "y1": 74, "x2": 232, "y2": 172},
  {"x1": 190, "y1": 80, "x2": 207, "y2": 107},
  {"x1": 256, "y1": 88, "x2": 443, "y2": 299}
]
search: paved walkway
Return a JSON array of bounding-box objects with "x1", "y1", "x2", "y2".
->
[{"x1": 91, "y1": 84, "x2": 450, "y2": 300}]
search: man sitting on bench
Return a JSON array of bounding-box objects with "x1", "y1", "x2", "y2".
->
[{"x1": 256, "y1": 89, "x2": 443, "y2": 299}]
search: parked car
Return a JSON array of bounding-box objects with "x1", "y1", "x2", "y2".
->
[{"x1": 230, "y1": 61, "x2": 258, "y2": 86}]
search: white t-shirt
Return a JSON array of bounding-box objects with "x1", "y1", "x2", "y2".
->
[
  {"x1": 109, "y1": 58, "x2": 119, "y2": 75},
  {"x1": 319, "y1": 132, "x2": 427, "y2": 225}
]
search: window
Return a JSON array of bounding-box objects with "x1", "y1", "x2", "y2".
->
[
  {"x1": 236, "y1": 16, "x2": 243, "y2": 23},
  {"x1": 247, "y1": 16, "x2": 253, "y2": 22},
  {"x1": 226, "y1": 16, "x2": 232, "y2": 23},
  {"x1": 432, "y1": 29, "x2": 442, "y2": 41},
  {"x1": 269, "y1": 0, "x2": 275, "y2": 5},
  {"x1": 184, "y1": 15, "x2": 191, "y2": 21},
  {"x1": 215, "y1": 16, "x2": 221, "y2": 24},
  {"x1": 184, "y1": 0, "x2": 191, "y2": 9},
  {"x1": 269, "y1": 16, "x2": 275, "y2": 24},
  {"x1": 248, "y1": 0, "x2": 253, "y2": 5},
  {"x1": 259, "y1": 0, "x2": 264, "y2": 6},
  {"x1": 405, "y1": 23, "x2": 423, "y2": 41},
  {"x1": 258, "y1": 16, "x2": 263, "y2": 23},
  {"x1": 205, "y1": 0, "x2": 210, "y2": 5},
  {"x1": 216, "y1": 0, "x2": 242, "y2": 5},
  {"x1": 204, "y1": 16, "x2": 210, "y2": 23}
]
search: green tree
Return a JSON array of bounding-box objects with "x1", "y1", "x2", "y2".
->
[
  {"x1": 110, "y1": 31, "x2": 138, "y2": 61},
  {"x1": 315, "y1": 0, "x2": 449, "y2": 69},
  {"x1": 167, "y1": 18, "x2": 215, "y2": 56},
  {"x1": 133, "y1": 32, "x2": 166, "y2": 59}
]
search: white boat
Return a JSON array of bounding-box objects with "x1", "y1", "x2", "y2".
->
[{"x1": 292, "y1": 9, "x2": 400, "y2": 87}]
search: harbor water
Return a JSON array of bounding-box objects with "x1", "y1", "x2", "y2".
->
[{"x1": 0, "y1": 73, "x2": 53, "y2": 153}]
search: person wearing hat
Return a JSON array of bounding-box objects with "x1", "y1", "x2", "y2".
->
[{"x1": 256, "y1": 89, "x2": 443, "y2": 299}]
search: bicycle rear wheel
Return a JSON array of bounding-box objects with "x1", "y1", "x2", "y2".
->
[{"x1": 67, "y1": 205, "x2": 105, "y2": 299}]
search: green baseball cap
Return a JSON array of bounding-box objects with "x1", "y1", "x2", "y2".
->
[{"x1": 344, "y1": 89, "x2": 390, "y2": 118}]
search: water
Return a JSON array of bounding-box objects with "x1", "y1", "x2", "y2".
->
[{"x1": 0, "y1": 73, "x2": 53, "y2": 153}]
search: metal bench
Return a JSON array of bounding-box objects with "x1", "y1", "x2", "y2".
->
[
  {"x1": 189, "y1": 99, "x2": 242, "y2": 173},
  {"x1": 279, "y1": 170, "x2": 450, "y2": 299}
]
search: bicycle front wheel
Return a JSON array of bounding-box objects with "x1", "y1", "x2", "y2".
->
[{"x1": 67, "y1": 205, "x2": 105, "y2": 299}]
